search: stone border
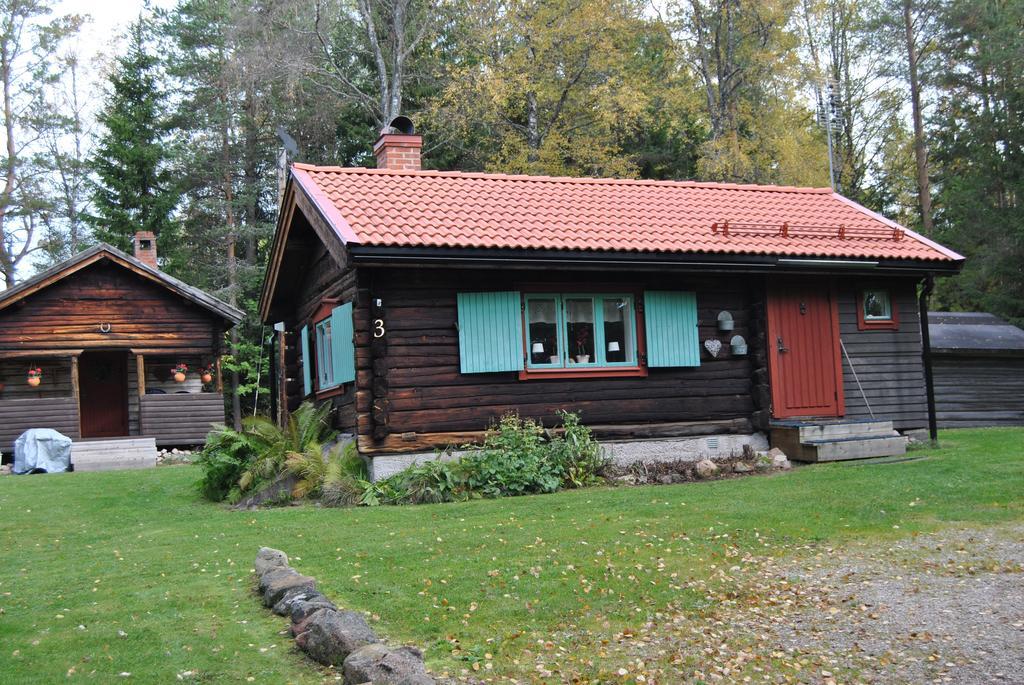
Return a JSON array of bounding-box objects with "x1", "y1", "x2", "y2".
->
[{"x1": 254, "y1": 547, "x2": 434, "y2": 684}]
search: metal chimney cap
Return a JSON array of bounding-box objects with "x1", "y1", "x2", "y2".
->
[{"x1": 384, "y1": 116, "x2": 415, "y2": 136}]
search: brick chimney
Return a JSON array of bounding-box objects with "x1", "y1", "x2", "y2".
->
[
  {"x1": 373, "y1": 115, "x2": 421, "y2": 171},
  {"x1": 133, "y1": 231, "x2": 158, "y2": 269}
]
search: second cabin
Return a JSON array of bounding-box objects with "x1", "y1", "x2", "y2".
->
[{"x1": 260, "y1": 119, "x2": 964, "y2": 479}]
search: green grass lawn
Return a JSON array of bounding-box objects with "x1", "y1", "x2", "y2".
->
[{"x1": 1, "y1": 428, "x2": 1022, "y2": 683}]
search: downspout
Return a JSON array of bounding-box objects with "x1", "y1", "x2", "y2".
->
[{"x1": 918, "y1": 273, "x2": 938, "y2": 444}]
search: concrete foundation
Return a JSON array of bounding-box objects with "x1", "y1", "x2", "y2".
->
[{"x1": 366, "y1": 432, "x2": 769, "y2": 481}]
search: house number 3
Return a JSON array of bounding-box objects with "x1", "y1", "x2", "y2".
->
[{"x1": 373, "y1": 319, "x2": 386, "y2": 338}]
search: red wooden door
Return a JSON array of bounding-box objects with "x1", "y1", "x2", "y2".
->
[
  {"x1": 79, "y1": 351, "x2": 129, "y2": 438},
  {"x1": 766, "y1": 284, "x2": 844, "y2": 418}
]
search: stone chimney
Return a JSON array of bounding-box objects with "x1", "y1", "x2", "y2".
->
[
  {"x1": 373, "y1": 115, "x2": 421, "y2": 171},
  {"x1": 134, "y1": 231, "x2": 158, "y2": 269}
]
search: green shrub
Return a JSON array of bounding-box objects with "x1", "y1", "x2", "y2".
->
[
  {"x1": 359, "y1": 412, "x2": 606, "y2": 506},
  {"x1": 548, "y1": 411, "x2": 607, "y2": 488},
  {"x1": 389, "y1": 458, "x2": 471, "y2": 504},
  {"x1": 194, "y1": 402, "x2": 337, "y2": 503},
  {"x1": 462, "y1": 414, "x2": 563, "y2": 496},
  {"x1": 319, "y1": 443, "x2": 369, "y2": 507},
  {"x1": 193, "y1": 426, "x2": 254, "y2": 502}
]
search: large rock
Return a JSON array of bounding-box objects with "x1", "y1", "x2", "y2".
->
[
  {"x1": 235, "y1": 472, "x2": 301, "y2": 509},
  {"x1": 254, "y1": 547, "x2": 289, "y2": 576},
  {"x1": 290, "y1": 596, "x2": 339, "y2": 636},
  {"x1": 261, "y1": 568, "x2": 316, "y2": 608},
  {"x1": 695, "y1": 458, "x2": 719, "y2": 479},
  {"x1": 272, "y1": 587, "x2": 323, "y2": 617},
  {"x1": 732, "y1": 461, "x2": 753, "y2": 474},
  {"x1": 767, "y1": 447, "x2": 791, "y2": 470},
  {"x1": 343, "y1": 643, "x2": 434, "y2": 685},
  {"x1": 294, "y1": 608, "x2": 378, "y2": 666}
]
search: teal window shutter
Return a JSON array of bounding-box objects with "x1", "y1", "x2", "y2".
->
[
  {"x1": 457, "y1": 291, "x2": 525, "y2": 373},
  {"x1": 643, "y1": 291, "x2": 700, "y2": 367},
  {"x1": 300, "y1": 324, "x2": 312, "y2": 395},
  {"x1": 330, "y1": 302, "x2": 355, "y2": 384}
]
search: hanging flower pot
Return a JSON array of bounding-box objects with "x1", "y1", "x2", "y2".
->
[
  {"x1": 27, "y1": 367, "x2": 42, "y2": 387},
  {"x1": 172, "y1": 363, "x2": 188, "y2": 383}
]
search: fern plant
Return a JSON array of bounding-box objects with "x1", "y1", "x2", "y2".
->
[{"x1": 194, "y1": 402, "x2": 338, "y2": 503}]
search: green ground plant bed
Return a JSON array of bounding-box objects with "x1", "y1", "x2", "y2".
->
[{"x1": 0, "y1": 428, "x2": 1021, "y2": 683}]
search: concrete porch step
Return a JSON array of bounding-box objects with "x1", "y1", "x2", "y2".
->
[
  {"x1": 71, "y1": 437, "x2": 158, "y2": 472},
  {"x1": 798, "y1": 434, "x2": 908, "y2": 463}
]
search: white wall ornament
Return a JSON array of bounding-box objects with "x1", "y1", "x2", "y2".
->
[
  {"x1": 717, "y1": 311, "x2": 734, "y2": 331},
  {"x1": 704, "y1": 338, "x2": 722, "y2": 358},
  {"x1": 730, "y1": 335, "x2": 748, "y2": 355}
]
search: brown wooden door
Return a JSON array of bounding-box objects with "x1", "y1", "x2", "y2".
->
[
  {"x1": 767, "y1": 283, "x2": 844, "y2": 418},
  {"x1": 79, "y1": 351, "x2": 129, "y2": 438}
]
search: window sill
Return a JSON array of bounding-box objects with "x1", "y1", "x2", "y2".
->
[
  {"x1": 314, "y1": 384, "x2": 347, "y2": 400},
  {"x1": 857, "y1": 319, "x2": 899, "y2": 331},
  {"x1": 518, "y1": 366, "x2": 648, "y2": 380}
]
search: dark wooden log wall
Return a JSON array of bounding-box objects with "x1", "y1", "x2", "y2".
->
[
  {"x1": 0, "y1": 261, "x2": 223, "y2": 353},
  {"x1": 836, "y1": 280, "x2": 928, "y2": 430},
  {"x1": 0, "y1": 398, "x2": 80, "y2": 458},
  {"x1": 353, "y1": 268, "x2": 756, "y2": 452},
  {"x1": 0, "y1": 358, "x2": 72, "y2": 400},
  {"x1": 932, "y1": 356, "x2": 1024, "y2": 428},
  {"x1": 140, "y1": 393, "x2": 226, "y2": 445},
  {"x1": 284, "y1": 237, "x2": 358, "y2": 433}
]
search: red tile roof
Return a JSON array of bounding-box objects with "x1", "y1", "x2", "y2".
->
[{"x1": 291, "y1": 164, "x2": 962, "y2": 262}]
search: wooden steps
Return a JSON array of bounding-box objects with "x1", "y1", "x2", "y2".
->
[
  {"x1": 71, "y1": 437, "x2": 158, "y2": 471},
  {"x1": 771, "y1": 419, "x2": 907, "y2": 463}
]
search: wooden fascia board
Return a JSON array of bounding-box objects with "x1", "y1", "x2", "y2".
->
[
  {"x1": 292, "y1": 180, "x2": 351, "y2": 269},
  {"x1": 0, "y1": 349, "x2": 84, "y2": 359},
  {"x1": 258, "y1": 182, "x2": 298, "y2": 321},
  {"x1": 259, "y1": 170, "x2": 354, "y2": 323}
]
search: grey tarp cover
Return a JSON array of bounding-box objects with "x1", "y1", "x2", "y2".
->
[{"x1": 14, "y1": 428, "x2": 72, "y2": 474}]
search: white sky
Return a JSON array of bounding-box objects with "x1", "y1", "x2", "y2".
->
[{"x1": 55, "y1": 0, "x2": 176, "y2": 67}]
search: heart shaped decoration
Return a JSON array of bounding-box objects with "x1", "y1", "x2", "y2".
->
[{"x1": 704, "y1": 338, "x2": 722, "y2": 358}]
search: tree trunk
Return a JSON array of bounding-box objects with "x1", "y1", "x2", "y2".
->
[
  {"x1": 903, "y1": 0, "x2": 933, "y2": 235},
  {"x1": 526, "y1": 91, "x2": 540, "y2": 163},
  {"x1": 0, "y1": 41, "x2": 18, "y2": 288},
  {"x1": 221, "y1": 111, "x2": 242, "y2": 431}
]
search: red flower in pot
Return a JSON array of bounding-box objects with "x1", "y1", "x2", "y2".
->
[
  {"x1": 27, "y1": 367, "x2": 42, "y2": 387},
  {"x1": 172, "y1": 363, "x2": 188, "y2": 383}
]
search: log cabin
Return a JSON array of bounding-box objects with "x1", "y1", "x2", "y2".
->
[
  {"x1": 0, "y1": 233, "x2": 243, "y2": 465},
  {"x1": 259, "y1": 118, "x2": 964, "y2": 478}
]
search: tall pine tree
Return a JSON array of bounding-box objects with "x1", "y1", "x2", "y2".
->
[{"x1": 89, "y1": 18, "x2": 179, "y2": 264}]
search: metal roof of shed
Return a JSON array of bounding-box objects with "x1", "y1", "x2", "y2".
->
[{"x1": 928, "y1": 312, "x2": 1024, "y2": 355}]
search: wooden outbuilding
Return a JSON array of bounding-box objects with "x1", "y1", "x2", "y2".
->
[
  {"x1": 928, "y1": 312, "x2": 1024, "y2": 428},
  {"x1": 260, "y1": 121, "x2": 964, "y2": 477},
  {"x1": 0, "y1": 233, "x2": 243, "y2": 461}
]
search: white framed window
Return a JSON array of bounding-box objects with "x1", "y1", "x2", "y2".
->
[
  {"x1": 525, "y1": 293, "x2": 638, "y2": 369},
  {"x1": 862, "y1": 289, "x2": 892, "y2": 320},
  {"x1": 314, "y1": 317, "x2": 336, "y2": 389}
]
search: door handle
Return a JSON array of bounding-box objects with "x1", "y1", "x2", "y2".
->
[{"x1": 776, "y1": 336, "x2": 789, "y2": 353}]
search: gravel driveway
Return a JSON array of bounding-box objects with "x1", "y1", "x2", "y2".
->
[
  {"x1": 448, "y1": 524, "x2": 1023, "y2": 683},
  {"x1": 638, "y1": 524, "x2": 1024, "y2": 684}
]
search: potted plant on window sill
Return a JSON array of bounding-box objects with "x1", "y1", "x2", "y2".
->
[
  {"x1": 27, "y1": 367, "x2": 42, "y2": 387},
  {"x1": 200, "y1": 365, "x2": 214, "y2": 384},
  {"x1": 172, "y1": 363, "x2": 188, "y2": 383},
  {"x1": 574, "y1": 329, "x2": 591, "y2": 364}
]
